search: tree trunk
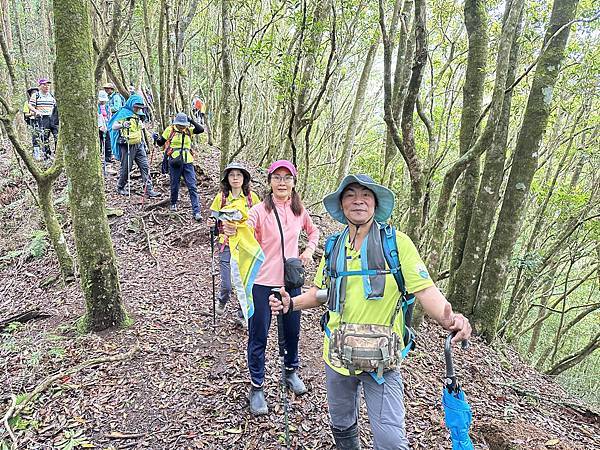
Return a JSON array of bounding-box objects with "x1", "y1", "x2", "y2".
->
[
  {"x1": 400, "y1": 0, "x2": 427, "y2": 244},
  {"x1": 0, "y1": 29, "x2": 75, "y2": 283},
  {"x1": 449, "y1": 0, "x2": 488, "y2": 276},
  {"x1": 448, "y1": 5, "x2": 523, "y2": 313},
  {"x1": 53, "y1": 0, "x2": 126, "y2": 331},
  {"x1": 285, "y1": 0, "x2": 329, "y2": 164},
  {"x1": 546, "y1": 331, "x2": 600, "y2": 376},
  {"x1": 382, "y1": 0, "x2": 413, "y2": 185},
  {"x1": 427, "y1": 0, "x2": 524, "y2": 282},
  {"x1": 218, "y1": 0, "x2": 233, "y2": 173},
  {"x1": 335, "y1": 39, "x2": 378, "y2": 184},
  {"x1": 476, "y1": 0, "x2": 580, "y2": 341},
  {"x1": 157, "y1": 0, "x2": 168, "y2": 128},
  {"x1": 38, "y1": 179, "x2": 75, "y2": 281}
]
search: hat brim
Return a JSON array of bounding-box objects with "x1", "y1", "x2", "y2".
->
[
  {"x1": 222, "y1": 167, "x2": 251, "y2": 184},
  {"x1": 323, "y1": 175, "x2": 395, "y2": 224}
]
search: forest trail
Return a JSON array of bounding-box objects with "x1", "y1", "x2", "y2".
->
[{"x1": 1, "y1": 145, "x2": 599, "y2": 450}]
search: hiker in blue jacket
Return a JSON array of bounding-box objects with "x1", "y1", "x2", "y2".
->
[
  {"x1": 270, "y1": 174, "x2": 472, "y2": 450},
  {"x1": 108, "y1": 94, "x2": 159, "y2": 197}
]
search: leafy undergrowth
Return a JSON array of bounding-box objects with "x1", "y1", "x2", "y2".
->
[{"x1": 1, "y1": 144, "x2": 598, "y2": 449}]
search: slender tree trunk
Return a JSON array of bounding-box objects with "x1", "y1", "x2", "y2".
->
[
  {"x1": 335, "y1": 39, "x2": 378, "y2": 184},
  {"x1": 157, "y1": 0, "x2": 168, "y2": 128},
  {"x1": 0, "y1": 23, "x2": 75, "y2": 283},
  {"x1": 218, "y1": 0, "x2": 232, "y2": 172},
  {"x1": 382, "y1": 0, "x2": 413, "y2": 185},
  {"x1": 449, "y1": 0, "x2": 488, "y2": 275},
  {"x1": 38, "y1": 179, "x2": 75, "y2": 281},
  {"x1": 546, "y1": 331, "x2": 600, "y2": 376},
  {"x1": 142, "y1": 0, "x2": 159, "y2": 123},
  {"x1": 400, "y1": 0, "x2": 427, "y2": 244},
  {"x1": 476, "y1": 0, "x2": 580, "y2": 341},
  {"x1": 53, "y1": 0, "x2": 126, "y2": 331},
  {"x1": 284, "y1": 0, "x2": 329, "y2": 163}
]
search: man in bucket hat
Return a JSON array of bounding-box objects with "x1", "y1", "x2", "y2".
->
[
  {"x1": 270, "y1": 174, "x2": 471, "y2": 449},
  {"x1": 154, "y1": 112, "x2": 204, "y2": 220}
]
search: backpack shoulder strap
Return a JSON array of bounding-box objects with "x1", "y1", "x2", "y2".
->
[
  {"x1": 380, "y1": 223, "x2": 416, "y2": 357},
  {"x1": 324, "y1": 232, "x2": 343, "y2": 276},
  {"x1": 164, "y1": 127, "x2": 177, "y2": 154},
  {"x1": 220, "y1": 192, "x2": 227, "y2": 209},
  {"x1": 247, "y1": 192, "x2": 254, "y2": 209},
  {"x1": 380, "y1": 224, "x2": 406, "y2": 295}
]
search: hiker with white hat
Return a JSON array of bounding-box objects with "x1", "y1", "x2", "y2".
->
[
  {"x1": 97, "y1": 90, "x2": 116, "y2": 174},
  {"x1": 103, "y1": 82, "x2": 125, "y2": 115}
]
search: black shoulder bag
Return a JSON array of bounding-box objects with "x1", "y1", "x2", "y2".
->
[{"x1": 273, "y1": 206, "x2": 305, "y2": 290}]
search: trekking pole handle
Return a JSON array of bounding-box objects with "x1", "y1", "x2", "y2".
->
[
  {"x1": 272, "y1": 288, "x2": 287, "y2": 358},
  {"x1": 444, "y1": 332, "x2": 468, "y2": 388}
]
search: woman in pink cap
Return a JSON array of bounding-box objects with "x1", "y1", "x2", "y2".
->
[{"x1": 224, "y1": 159, "x2": 319, "y2": 415}]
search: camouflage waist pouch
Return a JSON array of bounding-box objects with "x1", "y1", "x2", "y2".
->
[{"x1": 329, "y1": 323, "x2": 401, "y2": 377}]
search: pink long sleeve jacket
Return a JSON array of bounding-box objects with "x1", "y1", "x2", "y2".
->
[{"x1": 247, "y1": 197, "x2": 320, "y2": 287}]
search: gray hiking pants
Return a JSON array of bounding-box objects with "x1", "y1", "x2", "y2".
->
[
  {"x1": 218, "y1": 245, "x2": 232, "y2": 304},
  {"x1": 117, "y1": 143, "x2": 153, "y2": 191},
  {"x1": 326, "y1": 364, "x2": 409, "y2": 450}
]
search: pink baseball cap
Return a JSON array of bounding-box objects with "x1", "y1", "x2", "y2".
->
[
  {"x1": 268, "y1": 160, "x2": 297, "y2": 177},
  {"x1": 38, "y1": 78, "x2": 51, "y2": 85}
]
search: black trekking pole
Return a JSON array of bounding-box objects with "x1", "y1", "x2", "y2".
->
[
  {"x1": 271, "y1": 288, "x2": 290, "y2": 449},
  {"x1": 209, "y1": 224, "x2": 217, "y2": 331}
]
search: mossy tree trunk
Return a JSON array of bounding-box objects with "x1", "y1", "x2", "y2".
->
[
  {"x1": 218, "y1": 0, "x2": 233, "y2": 173},
  {"x1": 475, "y1": 0, "x2": 580, "y2": 341},
  {"x1": 446, "y1": 4, "x2": 523, "y2": 312},
  {"x1": 427, "y1": 0, "x2": 523, "y2": 283},
  {"x1": 448, "y1": 0, "x2": 488, "y2": 278},
  {"x1": 53, "y1": 0, "x2": 126, "y2": 331},
  {"x1": 0, "y1": 19, "x2": 75, "y2": 282}
]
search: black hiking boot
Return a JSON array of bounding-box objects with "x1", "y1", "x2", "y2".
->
[
  {"x1": 331, "y1": 423, "x2": 361, "y2": 450},
  {"x1": 249, "y1": 386, "x2": 268, "y2": 416},
  {"x1": 284, "y1": 369, "x2": 307, "y2": 395}
]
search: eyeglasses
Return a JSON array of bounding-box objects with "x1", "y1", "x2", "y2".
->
[{"x1": 271, "y1": 174, "x2": 294, "y2": 184}]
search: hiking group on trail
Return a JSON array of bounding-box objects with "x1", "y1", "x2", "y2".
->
[{"x1": 20, "y1": 79, "x2": 473, "y2": 449}]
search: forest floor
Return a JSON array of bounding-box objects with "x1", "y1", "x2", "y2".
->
[{"x1": 1, "y1": 143, "x2": 599, "y2": 450}]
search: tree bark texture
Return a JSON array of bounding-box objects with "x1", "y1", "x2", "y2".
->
[
  {"x1": 218, "y1": 0, "x2": 233, "y2": 173},
  {"x1": 53, "y1": 0, "x2": 126, "y2": 331},
  {"x1": 382, "y1": 0, "x2": 413, "y2": 185},
  {"x1": 449, "y1": 0, "x2": 488, "y2": 275},
  {"x1": 476, "y1": 0, "x2": 580, "y2": 341},
  {"x1": 449, "y1": 6, "x2": 523, "y2": 314},
  {"x1": 427, "y1": 0, "x2": 524, "y2": 282}
]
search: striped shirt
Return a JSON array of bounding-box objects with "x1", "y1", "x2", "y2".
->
[{"x1": 30, "y1": 92, "x2": 56, "y2": 116}]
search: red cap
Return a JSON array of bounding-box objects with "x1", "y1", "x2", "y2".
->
[{"x1": 268, "y1": 160, "x2": 297, "y2": 177}]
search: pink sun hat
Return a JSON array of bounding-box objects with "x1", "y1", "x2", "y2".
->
[{"x1": 268, "y1": 160, "x2": 297, "y2": 177}]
